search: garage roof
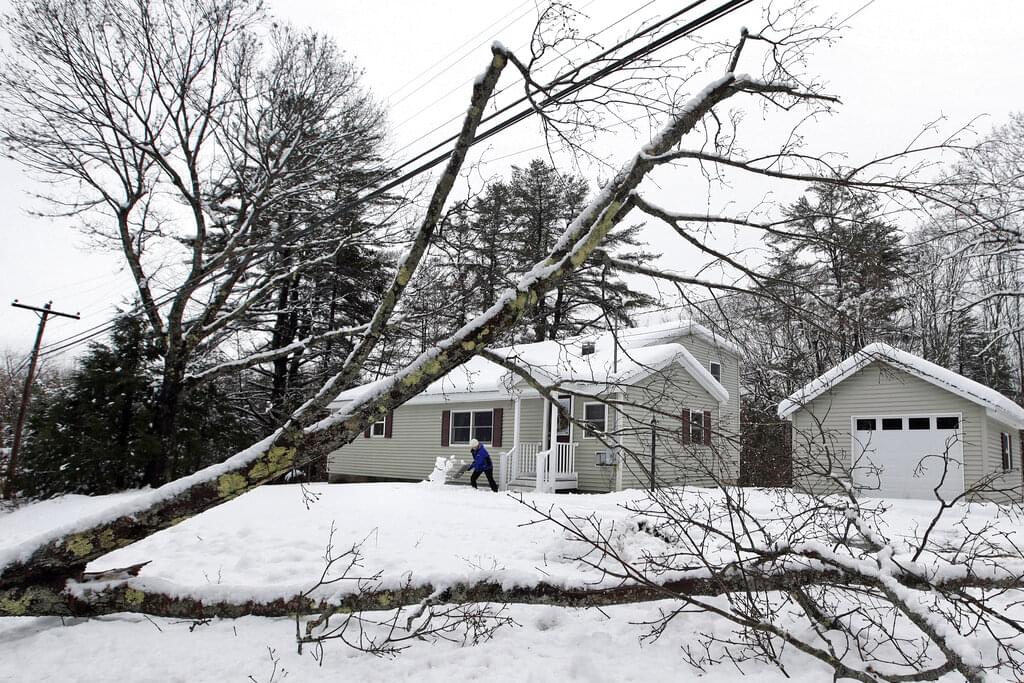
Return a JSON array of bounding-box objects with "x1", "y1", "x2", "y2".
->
[{"x1": 778, "y1": 343, "x2": 1024, "y2": 429}]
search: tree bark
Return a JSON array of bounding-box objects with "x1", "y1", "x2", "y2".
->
[{"x1": 4, "y1": 569, "x2": 1021, "y2": 620}]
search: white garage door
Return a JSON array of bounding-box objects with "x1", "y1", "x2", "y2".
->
[{"x1": 851, "y1": 414, "x2": 964, "y2": 500}]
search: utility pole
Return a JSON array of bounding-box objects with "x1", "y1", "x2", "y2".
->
[{"x1": 3, "y1": 300, "x2": 80, "y2": 499}]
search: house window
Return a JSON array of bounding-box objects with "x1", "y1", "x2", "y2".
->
[
  {"x1": 581, "y1": 341, "x2": 596, "y2": 356},
  {"x1": 908, "y1": 417, "x2": 930, "y2": 430},
  {"x1": 690, "y1": 409, "x2": 704, "y2": 444},
  {"x1": 709, "y1": 362, "x2": 721, "y2": 383},
  {"x1": 450, "y1": 410, "x2": 493, "y2": 444},
  {"x1": 583, "y1": 403, "x2": 607, "y2": 438},
  {"x1": 1001, "y1": 432, "x2": 1015, "y2": 472},
  {"x1": 370, "y1": 419, "x2": 386, "y2": 437},
  {"x1": 855, "y1": 418, "x2": 876, "y2": 431},
  {"x1": 882, "y1": 418, "x2": 903, "y2": 431},
  {"x1": 936, "y1": 416, "x2": 960, "y2": 430}
]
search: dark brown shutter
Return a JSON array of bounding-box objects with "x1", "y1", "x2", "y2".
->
[
  {"x1": 441, "y1": 410, "x2": 451, "y2": 447},
  {"x1": 384, "y1": 411, "x2": 393, "y2": 439},
  {"x1": 492, "y1": 408, "x2": 504, "y2": 447},
  {"x1": 703, "y1": 410, "x2": 712, "y2": 446},
  {"x1": 363, "y1": 424, "x2": 371, "y2": 438},
  {"x1": 681, "y1": 408, "x2": 691, "y2": 445}
]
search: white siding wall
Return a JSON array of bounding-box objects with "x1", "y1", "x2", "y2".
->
[
  {"x1": 676, "y1": 332, "x2": 742, "y2": 479},
  {"x1": 617, "y1": 363, "x2": 735, "y2": 490},
  {"x1": 328, "y1": 399, "x2": 516, "y2": 482}
]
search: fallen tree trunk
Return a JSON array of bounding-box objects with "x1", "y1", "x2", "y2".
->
[
  {"x1": 0, "y1": 52, "x2": 793, "y2": 605},
  {"x1": 4, "y1": 570, "x2": 1022, "y2": 620}
]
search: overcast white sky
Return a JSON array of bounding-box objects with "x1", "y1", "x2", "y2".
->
[{"x1": 0, "y1": 0, "x2": 1021, "y2": 359}]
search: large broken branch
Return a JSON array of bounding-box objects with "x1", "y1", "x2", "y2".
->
[
  {"x1": 0, "y1": 58, "x2": 820, "y2": 613},
  {"x1": 4, "y1": 568, "x2": 1022, "y2": 620}
]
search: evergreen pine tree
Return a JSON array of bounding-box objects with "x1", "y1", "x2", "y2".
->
[{"x1": 19, "y1": 316, "x2": 255, "y2": 497}]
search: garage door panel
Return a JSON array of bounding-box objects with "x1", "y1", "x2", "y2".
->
[{"x1": 852, "y1": 413, "x2": 964, "y2": 500}]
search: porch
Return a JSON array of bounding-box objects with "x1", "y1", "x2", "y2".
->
[{"x1": 497, "y1": 395, "x2": 580, "y2": 493}]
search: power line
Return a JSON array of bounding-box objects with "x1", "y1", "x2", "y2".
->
[
  {"x1": 35, "y1": 1, "x2": 712, "y2": 359},
  {"x1": 385, "y1": 0, "x2": 538, "y2": 111},
  {"x1": 386, "y1": 0, "x2": 713, "y2": 182},
  {"x1": 35, "y1": 0, "x2": 751, "y2": 360},
  {"x1": 387, "y1": 0, "x2": 608, "y2": 140}
]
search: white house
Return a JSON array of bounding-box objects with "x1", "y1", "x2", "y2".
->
[
  {"x1": 327, "y1": 321, "x2": 742, "y2": 492},
  {"x1": 779, "y1": 343, "x2": 1024, "y2": 502}
]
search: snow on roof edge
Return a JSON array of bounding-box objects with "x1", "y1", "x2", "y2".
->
[
  {"x1": 778, "y1": 343, "x2": 1024, "y2": 428},
  {"x1": 330, "y1": 339, "x2": 729, "y2": 409}
]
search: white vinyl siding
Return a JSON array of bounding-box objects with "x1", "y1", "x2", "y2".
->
[{"x1": 328, "y1": 400, "x2": 514, "y2": 482}]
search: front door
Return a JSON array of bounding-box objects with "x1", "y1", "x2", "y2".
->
[
  {"x1": 544, "y1": 395, "x2": 573, "y2": 449},
  {"x1": 556, "y1": 395, "x2": 572, "y2": 444}
]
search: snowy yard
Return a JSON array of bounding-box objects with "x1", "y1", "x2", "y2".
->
[{"x1": 1, "y1": 482, "x2": 1021, "y2": 681}]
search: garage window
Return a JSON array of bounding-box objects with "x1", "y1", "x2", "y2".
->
[
  {"x1": 936, "y1": 416, "x2": 960, "y2": 430},
  {"x1": 882, "y1": 418, "x2": 903, "y2": 430},
  {"x1": 855, "y1": 418, "x2": 876, "y2": 431},
  {"x1": 908, "y1": 417, "x2": 930, "y2": 430},
  {"x1": 1001, "y1": 432, "x2": 1014, "y2": 472}
]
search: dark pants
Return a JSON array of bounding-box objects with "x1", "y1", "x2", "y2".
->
[{"x1": 470, "y1": 468, "x2": 498, "y2": 492}]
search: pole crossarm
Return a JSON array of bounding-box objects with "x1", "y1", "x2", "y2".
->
[{"x1": 11, "y1": 300, "x2": 81, "y2": 320}]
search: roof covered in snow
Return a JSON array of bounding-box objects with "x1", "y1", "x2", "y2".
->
[
  {"x1": 778, "y1": 343, "x2": 1024, "y2": 428},
  {"x1": 331, "y1": 321, "x2": 733, "y2": 408}
]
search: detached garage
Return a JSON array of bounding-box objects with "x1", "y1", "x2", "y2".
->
[{"x1": 778, "y1": 343, "x2": 1024, "y2": 502}]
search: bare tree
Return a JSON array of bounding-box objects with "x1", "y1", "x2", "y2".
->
[{"x1": 0, "y1": 0, "x2": 394, "y2": 486}]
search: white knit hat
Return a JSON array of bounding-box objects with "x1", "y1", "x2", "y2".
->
[{"x1": 470, "y1": 438, "x2": 480, "y2": 449}]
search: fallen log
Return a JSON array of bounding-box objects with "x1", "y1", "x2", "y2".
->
[{"x1": 4, "y1": 569, "x2": 1023, "y2": 619}]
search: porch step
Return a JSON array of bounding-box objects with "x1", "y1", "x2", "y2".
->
[{"x1": 505, "y1": 477, "x2": 578, "y2": 493}]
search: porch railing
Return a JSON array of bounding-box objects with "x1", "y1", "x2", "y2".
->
[{"x1": 500, "y1": 441, "x2": 576, "y2": 492}]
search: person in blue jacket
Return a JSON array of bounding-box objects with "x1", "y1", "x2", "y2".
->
[{"x1": 468, "y1": 438, "x2": 498, "y2": 492}]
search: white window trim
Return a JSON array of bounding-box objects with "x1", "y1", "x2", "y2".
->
[
  {"x1": 449, "y1": 409, "x2": 494, "y2": 446},
  {"x1": 582, "y1": 402, "x2": 607, "y2": 439},
  {"x1": 370, "y1": 418, "x2": 386, "y2": 437}
]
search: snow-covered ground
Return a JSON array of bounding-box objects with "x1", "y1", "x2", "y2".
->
[{"x1": 0, "y1": 482, "x2": 1018, "y2": 681}]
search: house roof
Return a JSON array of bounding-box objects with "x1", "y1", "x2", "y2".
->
[
  {"x1": 777, "y1": 343, "x2": 1024, "y2": 428},
  {"x1": 331, "y1": 321, "x2": 732, "y2": 409}
]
